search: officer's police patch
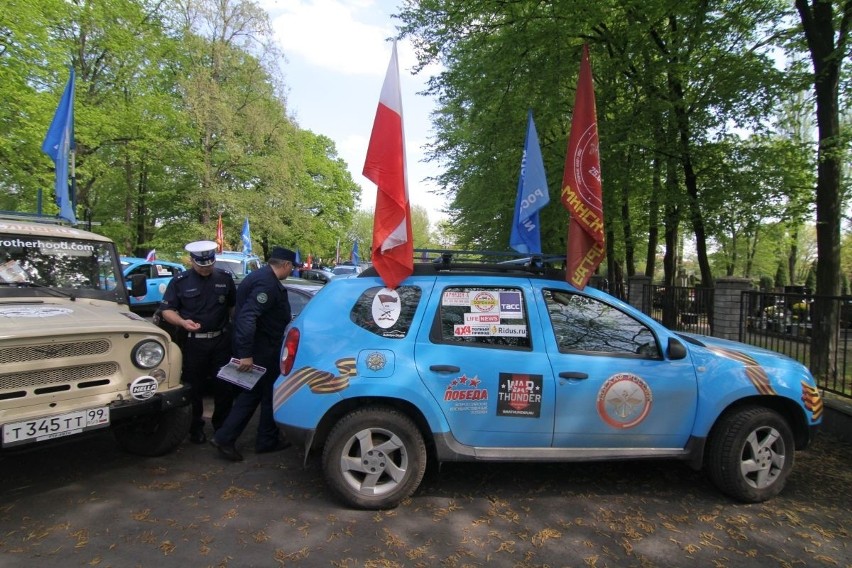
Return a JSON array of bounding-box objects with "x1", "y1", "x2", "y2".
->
[{"x1": 256, "y1": 292, "x2": 268, "y2": 304}]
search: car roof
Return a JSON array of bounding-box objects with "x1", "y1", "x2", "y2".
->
[
  {"x1": 121, "y1": 256, "x2": 185, "y2": 267},
  {"x1": 0, "y1": 219, "x2": 113, "y2": 243}
]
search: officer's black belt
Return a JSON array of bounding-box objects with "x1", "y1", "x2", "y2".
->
[{"x1": 187, "y1": 330, "x2": 223, "y2": 339}]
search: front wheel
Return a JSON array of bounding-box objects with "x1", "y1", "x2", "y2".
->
[
  {"x1": 705, "y1": 406, "x2": 794, "y2": 502},
  {"x1": 322, "y1": 407, "x2": 427, "y2": 510},
  {"x1": 113, "y1": 405, "x2": 191, "y2": 457}
]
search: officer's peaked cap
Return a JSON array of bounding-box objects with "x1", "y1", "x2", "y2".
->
[{"x1": 185, "y1": 240, "x2": 218, "y2": 266}]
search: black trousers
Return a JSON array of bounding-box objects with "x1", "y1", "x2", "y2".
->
[{"x1": 181, "y1": 332, "x2": 237, "y2": 433}]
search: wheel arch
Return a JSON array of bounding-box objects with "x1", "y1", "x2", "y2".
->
[
  {"x1": 310, "y1": 396, "x2": 436, "y2": 459},
  {"x1": 706, "y1": 395, "x2": 812, "y2": 453}
]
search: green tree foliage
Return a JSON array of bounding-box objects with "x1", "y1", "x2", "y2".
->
[{"x1": 1, "y1": 0, "x2": 358, "y2": 260}]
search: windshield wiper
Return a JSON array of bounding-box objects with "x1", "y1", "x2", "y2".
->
[{"x1": 5, "y1": 281, "x2": 77, "y2": 300}]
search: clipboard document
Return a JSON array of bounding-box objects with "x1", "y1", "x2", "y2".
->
[{"x1": 217, "y1": 358, "x2": 266, "y2": 390}]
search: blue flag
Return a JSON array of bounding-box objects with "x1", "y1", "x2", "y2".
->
[
  {"x1": 241, "y1": 217, "x2": 252, "y2": 254},
  {"x1": 41, "y1": 68, "x2": 77, "y2": 224},
  {"x1": 509, "y1": 110, "x2": 549, "y2": 254},
  {"x1": 351, "y1": 241, "x2": 360, "y2": 266}
]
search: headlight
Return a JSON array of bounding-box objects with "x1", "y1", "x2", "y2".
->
[{"x1": 132, "y1": 340, "x2": 165, "y2": 369}]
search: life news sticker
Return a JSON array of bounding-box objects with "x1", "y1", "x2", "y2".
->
[
  {"x1": 464, "y1": 313, "x2": 500, "y2": 324},
  {"x1": 469, "y1": 291, "x2": 499, "y2": 313},
  {"x1": 372, "y1": 288, "x2": 401, "y2": 329}
]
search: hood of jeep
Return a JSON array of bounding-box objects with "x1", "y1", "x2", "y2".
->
[{"x1": 0, "y1": 298, "x2": 157, "y2": 338}]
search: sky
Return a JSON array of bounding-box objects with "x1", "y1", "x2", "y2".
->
[{"x1": 257, "y1": 0, "x2": 447, "y2": 224}]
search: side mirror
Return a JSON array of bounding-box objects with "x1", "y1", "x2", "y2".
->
[
  {"x1": 128, "y1": 273, "x2": 147, "y2": 297},
  {"x1": 667, "y1": 337, "x2": 687, "y2": 360}
]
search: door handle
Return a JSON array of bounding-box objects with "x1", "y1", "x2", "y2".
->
[
  {"x1": 559, "y1": 371, "x2": 589, "y2": 380},
  {"x1": 430, "y1": 365, "x2": 460, "y2": 373}
]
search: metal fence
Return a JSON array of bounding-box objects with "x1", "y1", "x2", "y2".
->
[
  {"x1": 739, "y1": 290, "x2": 852, "y2": 397},
  {"x1": 641, "y1": 284, "x2": 714, "y2": 336},
  {"x1": 638, "y1": 285, "x2": 852, "y2": 398}
]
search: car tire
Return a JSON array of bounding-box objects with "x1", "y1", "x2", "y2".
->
[
  {"x1": 113, "y1": 405, "x2": 192, "y2": 457},
  {"x1": 322, "y1": 406, "x2": 427, "y2": 510},
  {"x1": 705, "y1": 406, "x2": 794, "y2": 503}
]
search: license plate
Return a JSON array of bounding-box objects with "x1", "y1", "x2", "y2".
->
[{"x1": 2, "y1": 407, "x2": 110, "y2": 447}]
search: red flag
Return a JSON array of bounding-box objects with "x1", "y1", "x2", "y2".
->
[
  {"x1": 561, "y1": 44, "x2": 605, "y2": 289},
  {"x1": 363, "y1": 41, "x2": 413, "y2": 289},
  {"x1": 215, "y1": 214, "x2": 224, "y2": 253}
]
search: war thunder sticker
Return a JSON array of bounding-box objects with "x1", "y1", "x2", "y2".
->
[
  {"x1": 497, "y1": 373, "x2": 542, "y2": 417},
  {"x1": 596, "y1": 373, "x2": 653, "y2": 429},
  {"x1": 444, "y1": 374, "x2": 488, "y2": 414}
]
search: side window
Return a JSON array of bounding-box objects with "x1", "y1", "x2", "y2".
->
[
  {"x1": 128, "y1": 264, "x2": 153, "y2": 278},
  {"x1": 432, "y1": 287, "x2": 531, "y2": 349},
  {"x1": 543, "y1": 289, "x2": 659, "y2": 357},
  {"x1": 350, "y1": 286, "x2": 421, "y2": 339}
]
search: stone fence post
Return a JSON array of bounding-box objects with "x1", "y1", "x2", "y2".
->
[
  {"x1": 628, "y1": 275, "x2": 651, "y2": 312},
  {"x1": 713, "y1": 277, "x2": 753, "y2": 340}
]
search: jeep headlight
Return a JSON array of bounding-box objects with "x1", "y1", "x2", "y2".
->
[{"x1": 133, "y1": 340, "x2": 165, "y2": 369}]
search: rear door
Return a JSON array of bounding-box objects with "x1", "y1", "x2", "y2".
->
[{"x1": 414, "y1": 278, "x2": 555, "y2": 447}]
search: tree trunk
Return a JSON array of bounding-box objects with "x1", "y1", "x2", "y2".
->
[{"x1": 795, "y1": 0, "x2": 849, "y2": 381}]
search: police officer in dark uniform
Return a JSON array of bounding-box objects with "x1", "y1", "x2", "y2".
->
[
  {"x1": 210, "y1": 246, "x2": 295, "y2": 461},
  {"x1": 160, "y1": 240, "x2": 237, "y2": 444}
]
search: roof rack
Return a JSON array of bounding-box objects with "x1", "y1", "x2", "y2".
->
[{"x1": 0, "y1": 211, "x2": 70, "y2": 225}]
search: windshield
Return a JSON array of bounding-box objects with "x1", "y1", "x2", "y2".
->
[
  {"x1": 0, "y1": 233, "x2": 125, "y2": 301},
  {"x1": 214, "y1": 259, "x2": 244, "y2": 276}
]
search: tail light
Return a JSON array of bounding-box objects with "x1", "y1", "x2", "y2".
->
[{"x1": 280, "y1": 327, "x2": 300, "y2": 375}]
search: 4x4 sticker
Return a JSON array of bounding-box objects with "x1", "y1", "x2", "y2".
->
[
  {"x1": 597, "y1": 373, "x2": 653, "y2": 429},
  {"x1": 272, "y1": 357, "x2": 357, "y2": 410},
  {"x1": 372, "y1": 288, "x2": 401, "y2": 329},
  {"x1": 497, "y1": 373, "x2": 542, "y2": 417}
]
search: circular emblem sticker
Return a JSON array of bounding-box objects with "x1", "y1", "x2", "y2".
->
[
  {"x1": 366, "y1": 351, "x2": 387, "y2": 371},
  {"x1": 256, "y1": 292, "x2": 268, "y2": 304},
  {"x1": 470, "y1": 291, "x2": 498, "y2": 313},
  {"x1": 130, "y1": 376, "x2": 159, "y2": 400},
  {"x1": 0, "y1": 306, "x2": 73, "y2": 318},
  {"x1": 596, "y1": 373, "x2": 653, "y2": 429},
  {"x1": 371, "y1": 288, "x2": 401, "y2": 329}
]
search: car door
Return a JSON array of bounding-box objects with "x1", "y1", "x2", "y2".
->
[
  {"x1": 414, "y1": 278, "x2": 555, "y2": 447},
  {"x1": 537, "y1": 286, "x2": 698, "y2": 449},
  {"x1": 148, "y1": 262, "x2": 181, "y2": 305}
]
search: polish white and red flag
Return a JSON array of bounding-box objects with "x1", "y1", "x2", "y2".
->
[{"x1": 363, "y1": 41, "x2": 413, "y2": 290}]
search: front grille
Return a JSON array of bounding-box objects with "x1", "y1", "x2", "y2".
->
[
  {"x1": 0, "y1": 362, "x2": 120, "y2": 391},
  {"x1": 0, "y1": 340, "x2": 111, "y2": 364}
]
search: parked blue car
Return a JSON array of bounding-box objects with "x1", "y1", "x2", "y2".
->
[
  {"x1": 273, "y1": 261, "x2": 823, "y2": 510},
  {"x1": 121, "y1": 257, "x2": 185, "y2": 313}
]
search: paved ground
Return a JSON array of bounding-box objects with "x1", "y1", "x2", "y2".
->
[{"x1": 1, "y1": 411, "x2": 850, "y2": 568}]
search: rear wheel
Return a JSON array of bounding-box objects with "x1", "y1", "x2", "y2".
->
[
  {"x1": 113, "y1": 405, "x2": 191, "y2": 457},
  {"x1": 705, "y1": 406, "x2": 794, "y2": 502},
  {"x1": 322, "y1": 407, "x2": 427, "y2": 510}
]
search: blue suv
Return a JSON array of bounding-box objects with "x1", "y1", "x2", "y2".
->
[{"x1": 272, "y1": 262, "x2": 823, "y2": 509}]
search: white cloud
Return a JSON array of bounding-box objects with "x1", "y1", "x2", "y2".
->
[{"x1": 259, "y1": 0, "x2": 448, "y2": 223}]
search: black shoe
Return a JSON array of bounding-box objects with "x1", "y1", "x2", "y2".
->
[
  {"x1": 210, "y1": 438, "x2": 243, "y2": 461},
  {"x1": 189, "y1": 430, "x2": 207, "y2": 444},
  {"x1": 255, "y1": 439, "x2": 292, "y2": 454}
]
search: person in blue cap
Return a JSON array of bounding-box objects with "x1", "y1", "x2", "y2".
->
[
  {"x1": 211, "y1": 246, "x2": 295, "y2": 461},
  {"x1": 160, "y1": 240, "x2": 238, "y2": 444}
]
